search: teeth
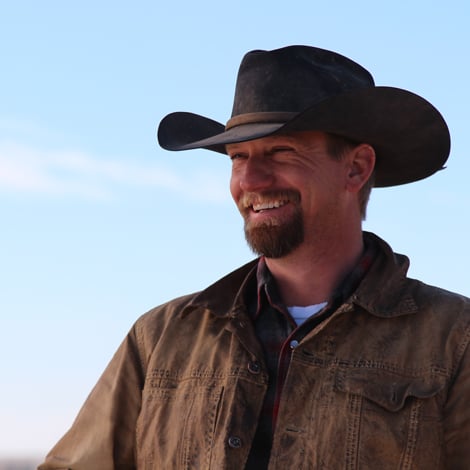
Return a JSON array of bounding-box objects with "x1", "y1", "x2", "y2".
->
[{"x1": 252, "y1": 200, "x2": 287, "y2": 212}]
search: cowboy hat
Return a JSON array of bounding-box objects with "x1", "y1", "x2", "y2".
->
[{"x1": 157, "y1": 45, "x2": 450, "y2": 187}]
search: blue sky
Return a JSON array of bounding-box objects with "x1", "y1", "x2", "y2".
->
[{"x1": 1, "y1": 0, "x2": 469, "y2": 459}]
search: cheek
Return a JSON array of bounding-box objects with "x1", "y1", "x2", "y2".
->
[
  {"x1": 229, "y1": 173, "x2": 240, "y2": 202},
  {"x1": 301, "y1": 177, "x2": 338, "y2": 211}
]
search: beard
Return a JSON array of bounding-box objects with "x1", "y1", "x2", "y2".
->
[{"x1": 241, "y1": 191, "x2": 304, "y2": 259}]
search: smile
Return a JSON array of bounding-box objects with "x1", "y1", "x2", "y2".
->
[{"x1": 252, "y1": 199, "x2": 289, "y2": 212}]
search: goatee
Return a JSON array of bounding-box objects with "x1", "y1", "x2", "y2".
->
[{"x1": 244, "y1": 204, "x2": 304, "y2": 259}]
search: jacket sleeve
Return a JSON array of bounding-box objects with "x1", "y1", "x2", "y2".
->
[
  {"x1": 443, "y1": 327, "x2": 470, "y2": 469},
  {"x1": 37, "y1": 324, "x2": 145, "y2": 470}
]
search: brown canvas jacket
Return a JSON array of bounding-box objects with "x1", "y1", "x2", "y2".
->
[{"x1": 39, "y1": 233, "x2": 470, "y2": 469}]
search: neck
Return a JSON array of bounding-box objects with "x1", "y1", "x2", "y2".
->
[{"x1": 265, "y1": 227, "x2": 364, "y2": 307}]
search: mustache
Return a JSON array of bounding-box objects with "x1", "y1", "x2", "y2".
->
[{"x1": 238, "y1": 189, "x2": 301, "y2": 210}]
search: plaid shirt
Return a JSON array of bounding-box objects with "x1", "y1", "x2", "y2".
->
[{"x1": 245, "y1": 238, "x2": 377, "y2": 468}]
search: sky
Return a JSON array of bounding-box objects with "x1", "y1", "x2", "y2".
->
[{"x1": 1, "y1": 0, "x2": 469, "y2": 460}]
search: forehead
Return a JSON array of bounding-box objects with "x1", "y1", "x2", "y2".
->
[{"x1": 225, "y1": 130, "x2": 329, "y2": 152}]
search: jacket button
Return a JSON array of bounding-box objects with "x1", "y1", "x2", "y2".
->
[
  {"x1": 228, "y1": 436, "x2": 242, "y2": 448},
  {"x1": 290, "y1": 339, "x2": 299, "y2": 349},
  {"x1": 248, "y1": 361, "x2": 261, "y2": 374}
]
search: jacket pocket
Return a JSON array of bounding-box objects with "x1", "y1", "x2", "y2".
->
[
  {"x1": 136, "y1": 374, "x2": 224, "y2": 470},
  {"x1": 334, "y1": 367, "x2": 447, "y2": 469},
  {"x1": 335, "y1": 367, "x2": 446, "y2": 412}
]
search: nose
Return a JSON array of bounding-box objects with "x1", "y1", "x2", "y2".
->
[{"x1": 238, "y1": 155, "x2": 275, "y2": 192}]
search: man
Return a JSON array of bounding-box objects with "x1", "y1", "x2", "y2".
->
[{"x1": 39, "y1": 46, "x2": 470, "y2": 469}]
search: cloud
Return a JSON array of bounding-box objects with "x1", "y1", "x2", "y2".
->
[{"x1": 0, "y1": 140, "x2": 230, "y2": 203}]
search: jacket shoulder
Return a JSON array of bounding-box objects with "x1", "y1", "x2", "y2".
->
[
  {"x1": 129, "y1": 259, "x2": 258, "y2": 368},
  {"x1": 409, "y1": 280, "x2": 470, "y2": 368},
  {"x1": 412, "y1": 279, "x2": 470, "y2": 320},
  {"x1": 136, "y1": 291, "x2": 200, "y2": 337}
]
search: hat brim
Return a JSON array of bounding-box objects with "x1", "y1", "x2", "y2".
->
[{"x1": 157, "y1": 86, "x2": 450, "y2": 187}]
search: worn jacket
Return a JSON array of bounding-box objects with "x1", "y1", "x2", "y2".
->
[{"x1": 39, "y1": 233, "x2": 470, "y2": 469}]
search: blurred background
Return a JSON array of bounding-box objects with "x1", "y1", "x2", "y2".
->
[{"x1": 1, "y1": 0, "x2": 469, "y2": 467}]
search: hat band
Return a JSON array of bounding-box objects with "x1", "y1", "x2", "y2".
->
[{"x1": 225, "y1": 112, "x2": 297, "y2": 130}]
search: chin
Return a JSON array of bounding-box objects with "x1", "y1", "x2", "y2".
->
[{"x1": 245, "y1": 221, "x2": 304, "y2": 259}]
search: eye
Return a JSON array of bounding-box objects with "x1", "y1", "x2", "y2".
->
[
  {"x1": 270, "y1": 146, "x2": 293, "y2": 154},
  {"x1": 228, "y1": 152, "x2": 246, "y2": 161}
]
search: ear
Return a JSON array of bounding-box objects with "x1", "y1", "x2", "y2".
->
[{"x1": 345, "y1": 144, "x2": 376, "y2": 193}]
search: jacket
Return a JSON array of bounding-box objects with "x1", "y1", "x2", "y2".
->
[{"x1": 39, "y1": 233, "x2": 470, "y2": 469}]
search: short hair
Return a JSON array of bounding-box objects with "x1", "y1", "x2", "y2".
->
[{"x1": 326, "y1": 133, "x2": 375, "y2": 220}]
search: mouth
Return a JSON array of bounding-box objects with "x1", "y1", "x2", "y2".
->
[
  {"x1": 240, "y1": 190, "x2": 300, "y2": 219},
  {"x1": 251, "y1": 199, "x2": 289, "y2": 213}
]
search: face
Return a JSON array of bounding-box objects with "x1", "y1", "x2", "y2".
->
[{"x1": 227, "y1": 131, "x2": 352, "y2": 258}]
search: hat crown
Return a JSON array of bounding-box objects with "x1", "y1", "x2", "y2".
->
[
  {"x1": 231, "y1": 46, "x2": 375, "y2": 117},
  {"x1": 158, "y1": 44, "x2": 450, "y2": 187}
]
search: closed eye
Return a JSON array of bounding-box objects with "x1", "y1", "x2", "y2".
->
[
  {"x1": 228, "y1": 152, "x2": 246, "y2": 161},
  {"x1": 269, "y1": 146, "x2": 294, "y2": 155}
]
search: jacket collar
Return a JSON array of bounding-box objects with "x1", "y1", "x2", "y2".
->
[
  {"x1": 185, "y1": 259, "x2": 259, "y2": 318},
  {"x1": 186, "y1": 231, "x2": 419, "y2": 319},
  {"x1": 352, "y1": 232, "x2": 419, "y2": 317}
]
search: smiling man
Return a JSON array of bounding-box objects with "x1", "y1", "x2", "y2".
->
[
  {"x1": 39, "y1": 46, "x2": 470, "y2": 469},
  {"x1": 227, "y1": 131, "x2": 374, "y2": 307}
]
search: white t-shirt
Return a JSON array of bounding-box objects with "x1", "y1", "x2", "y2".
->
[{"x1": 287, "y1": 302, "x2": 328, "y2": 326}]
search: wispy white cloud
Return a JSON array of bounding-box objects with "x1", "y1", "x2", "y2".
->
[{"x1": 0, "y1": 141, "x2": 230, "y2": 203}]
